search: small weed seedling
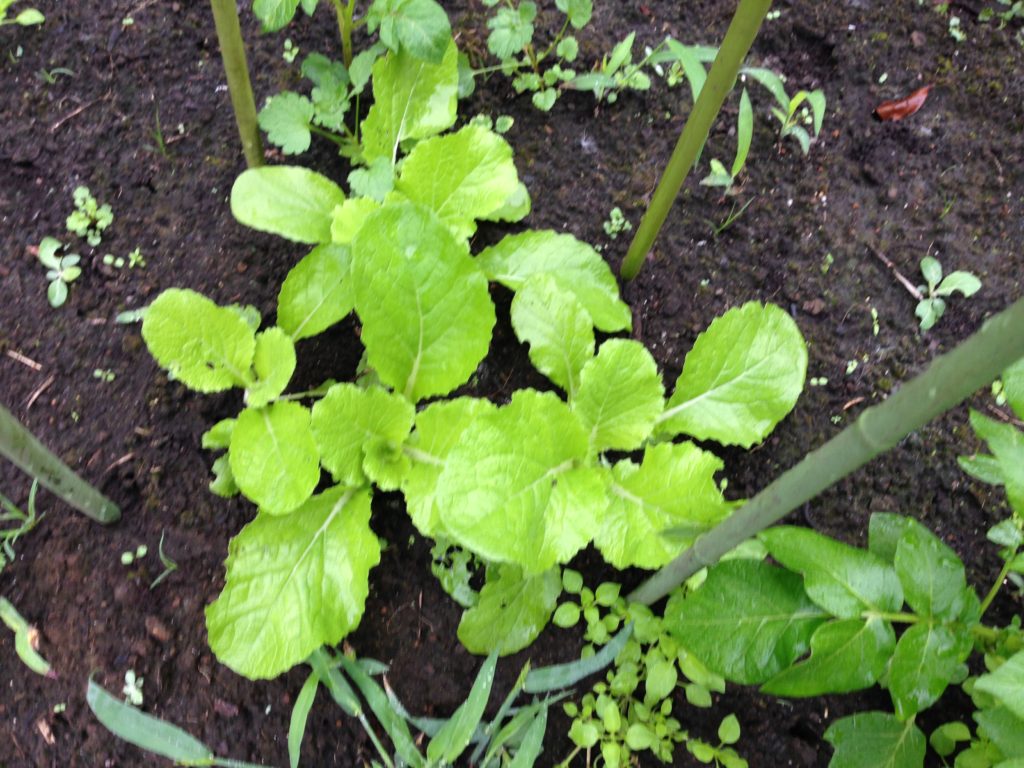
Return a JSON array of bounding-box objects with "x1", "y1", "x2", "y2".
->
[
  {"x1": 36, "y1": 66, "x2": 73, "y2": 85},
  {"x1": 916, "y1": 255, "x2": 981, "y2": 331},
  {"x1": 93, "y1": 368, "x2": 116, "y2": 383},
  {"x1": 1, "y1": 480, "x2": 42, "y2": 572},
  {"x1": 120, "y1": 544, "x2": 147, "y2": 566},
  {"x1": 0, "y1": 596, "x2": 53, "y2": 677},
  {"x1": 122, "y1": 670, "x2": 144, "y2": 706},
  {"x1": 603, "y1": 207, "x2": 632, "y2": 239},
  {"x1": 149, "y1": 531, "x2": 178, "y2": 590},
  {"x1": 67, "y1": 186, "x2": 113, "y2": 246},
  {"x1": 0, "y1": 0, "x2": 43, "y2": 26},
  {"x1": 37, "y1": 236, "x2": 82, "y2": 308},
  {"x1": 282, "y1": 37, "x2": 299, "y2": 63}
]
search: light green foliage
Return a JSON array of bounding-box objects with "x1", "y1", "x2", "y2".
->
[
  {"x1": 66, "y1": 186, "x2": 112, "y2": 246},
  {"x1": 915, "y1": 255, "x2": 982, "y2": 331},
  {"x1": 258, "y1": 92, "x2": 315, "y2": 154},
  {"x1": 976, "y1": 651, "x2": 1024, "y2": 721},
  {"x1": 430, "y1": 540, "x2": 480, "y2": 608},
  {"x1": 595, "y1": 442, "x2": 733, "y2": 569},
  {"x1": 477, "y1": 230, "x2": 633, "y2": 332},
  {"x1": 1, "y1": 482, "x2": 41, "y2": 574},
  {"x1": 361, "y1": 40, "x2": 459, "y2": 165},
  {"x1": 567, "y1": 31, "x2": 651, "y2": 105},
  {"x1": 1002, "y1": 358, "x2": 1024, "y2": 419},
  {"x1": 206, "y1": 487, "x2": 380, "y2": 679},
  {"x1": 277, "y1": 243, "x2": 354, "y2": 341},
  {"x1": 487, "y1": 1, "x2": 536, "y2": 59},
  {"x1": 961, "y1": 410, "x2": 1024, "y2": 511},
  {"x1": 602, "y1": 206, "x2": 632, "y2": 239},
  {"x1": 247, "y1": 327, "x2": 297, "y2": 407},
  {"x1": 1, "y1": 596, "x2": 52, "y2": 677},
  {"x1": 824, "y1": 711, "x2": 926, "y2": 768},
  {"x1": 351, "y1": 202, "x2": 496, "y2": 401},
  {"x1": 229, "y1": 402, "x2": 320, "y2": 515},
  {"x1": 457, "y1": 563, "x2": 561, "y2": 654},
  {"x1": 366, "y1": 0, "x2": 452, "y2": 63},
  {"x1": 658, "y1": 302, "x2": 808, "y2": 447},
  {"x1": 0, "y1": 0, "x2": 44, "y2": 26},
  {"x1": 231, "y1": 166, "x2": 345, "y2": 244},
  {"x1": 701, "y1": 88, "x2": 753, "y2": 188},
  {"x1": 36, "y1": 237, "x2": 81, "y2": 308},
  {"x1": 393, "y1": 124, "x2": 522, "y2": 241},
  {"x1": 252, "y1": 0, "x2": 303, "y2": 32}
]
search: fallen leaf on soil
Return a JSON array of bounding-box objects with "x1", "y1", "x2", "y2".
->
[{"x1": 874, "y1": 85, "x2": 932, "y2": 121}]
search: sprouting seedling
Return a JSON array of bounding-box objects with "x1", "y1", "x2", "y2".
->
[
  {"x1": 120, "y1": 544, "x2": 148, "y2": 566},
  {"x1": 122, "y1": 670, "x2": 144, "y2": 706},
  {"x1": 282, "y1": 38, "x2": 299, "y2": 63},
  {"x1": 1, "y1": 480, "x2": 43, "y2": 573},
  {"x1": 915, "y1": 255, "x2": 982, "y2": 331},
  {"x1": 149, "y1": 531, "x2": 178, "y2": 590},
  {"x1": 0, "y1": 0, "x2": 44, "y2": 26},
  {"x1": 603, "y1": 207, "x2": 632, "y2": 239},
  {"x1": 66, "y1": 186, "x2": 113, "y2": 246},
  {"x1": 1, "y1": 596, "x2": 54, "y2": 678},
  {"x1": 37, "y1": 236, "x2": 82, "y2": 308}
]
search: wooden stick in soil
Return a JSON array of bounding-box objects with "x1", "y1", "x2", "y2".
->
[
  {"x1": 209, "y1": 0, "x2": 263, "y2": 168},
  {"x1": 620, "y1": 0, "x2": 773, "y2": 281},
  {"x1": 0, "y1": 403, "x2": 120, "y2": 524},
  {"x1": 629, "y1": 295, "x2": 1024, "y2": 606}
]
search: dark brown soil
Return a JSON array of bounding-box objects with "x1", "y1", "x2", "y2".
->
[{"x1": 1, "y1": 0, "x2": 1022, "y2": 766}]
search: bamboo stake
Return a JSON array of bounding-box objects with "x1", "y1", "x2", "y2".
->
[{"x1": 210, "y1": 0, "x2": 264, "y2": 168}]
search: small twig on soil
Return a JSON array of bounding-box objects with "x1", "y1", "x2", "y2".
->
[
  {"x1": 867, "y1": 242, "x2": 924, "y2": 301},
  {"x1": 985, "y1": 403, "x2": 1024, "y2": 428},
  {"x1": 103, "y1": 452, "x2": 135, "y2": 475},
  {"x1": 842, "y1": 396, "x2": 866, "y2": 411},
  {"x1": 126, "y1": 0, "x2": 160, "y2": 17},
  {"x1": 5, "y1": 350, "x2": 42, "y2": 371},
  {"x1": 50, "y1": 95, "x2": 109, "y2": 134},
  {"x1": 25, "y1": 375, "x2": 55, "y2": 410}
]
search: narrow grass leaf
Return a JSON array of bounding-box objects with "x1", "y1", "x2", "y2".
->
[
  {"x1": 289, "y1": 672, "x2": 319, "y2": 768},
  {"x1": 524, "y1": 624, "x2": 633, "y2": 694},
  {"x1": 427, "y1": 652, "x2": 498, "y2": 764}
]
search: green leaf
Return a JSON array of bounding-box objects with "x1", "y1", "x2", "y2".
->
[
  {"x1": 1003, "y1": 358, "x2": 1024, "y2": 419},
  {"x1": 935, "y1": 271, "x2": 982, "y2": 298},
  {"x1": 732, "y1": 88, "x2": 753, "y2": 178},
  {"x1": 457, "y1": 564, "x2": 561, "y2": 655},
  {"x1": 824, "y1": 711, "x2": 926, "y2": 768},
  {"x1": 477, "y1": 230, "x2": 632, "y2": 332},
  {"x1": 555, "y1": 0, "x2": 592, "y2": 28},
  {"x1": 658, "y1": 302, "x2": 807, "y2": 447},
  {"x1": 482, "y1": 180, "x2": 531, "y2": 223},
  {"x1": 210, "y1": 454, "x2": 239, "y2": 497},
  {"x1": 246, "y1": 327, "x2": 296, "y2": 408},
  {"x1": 759, "y1": 526, "x2": 904, "y2": 617},
  {"x1": 142, "y1": 288, "x2": 255, "y2": 392},
  {"x1": 509, "y1": 274, "x2": 594, "y2": 397},
  {"x1": 351, "y1": 202, "x2": 495, "y2": 402},
  {"x1": 311, "y1": 383, "x2": 414, "y2": 489},
  {"x1": 277, "y1": 244, "x2": 354, "y2": 341},
  {"x1": 762, "y1": 618, "x2": 895, "y2": 696},
  {"x1": 394, "y1": 124, "x2": 519, "y2": 241},
  {"x1": 253, "y1": 0, "x2": 300, "y2": 32},
  {"x1": 572, "y1": 339, "x2": 664, "y2": 452},
  {"x1": 595, "y1": 443, "x2": 732, "y2": 569},
  {"x1": 47, "y1": 279, "x2": 68, "y2": 308},
  {"x1": 968, "y1": 409, "x2": 1024, "y2": 510},
  {"x1": 665, "y1": 559, "x2": 828, "y2": 684},
  {"x1": 893, "y1": 519, "x2": 968, "y2": 621},
  {"x1": 868, "y1": 513, "x2": 915, "y2": 564},
  {"x1": 361, "y1": 41, "x2": 458, "y2": 165},
  {"x1": 258, "y1": 92, "x2": 314, "y2": 155},
  {"x1": 229, "y1": 402, "x2": 320, "y2": 515},
  {"x1": 532, "y1": 88, "x2": 558, "y2": 111},
  {"x1": 976, "y1": 651, "x2": 1024, "y2": 720},
  {"x1": 426, "y1": 653, "x2": 497, "y2": 764},
  {"x1": 928, "y1": 721, "x2": 971, "y2": 758},
  {"x1": 231, "y1": 166, "x2": 346, "y2": 244},
  {"x1": 975, "y1": 704, "x2": 1024, "y2": 756},
  {"x1": 524, "y1": 625, "x2": 633, "y2": 693},
  {"x1": 203, "y1": 418, "x2": 235, "y2": 450},
  {"x1": 288, "y1": 673, "x2": 318, "y2": 768},
  {"x1": 206, "y1": 488, "x2": 380, "y2": 679},
  {"x1": 14, "y1": 8, "x2": 44, "y2": 24},
  {"x1": 367, "y1": 0, "x2": 452, "y2": 63},
  {"x1": 718, "y1": 714, "x2": 741, "y2": 745},
  {"x1": 347, "y1": 158, "x2": 395, "y2": 203},
  {"x1": 402, "y1": 398, "x2": 496, "y2": 536},
  {"x1": 888, "y1": 622, "x2": 970, "y2": 720},
  {"x1": 487, "y1": 3, "x2": 536, "y2": 59},
  {"x1": 437, "y1": 390, "x2": 599, "y2": 572}
]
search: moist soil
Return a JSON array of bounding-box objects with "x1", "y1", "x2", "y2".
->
[{"x1": 1, "y1": 0, "x2": 1022, "y2": 765}]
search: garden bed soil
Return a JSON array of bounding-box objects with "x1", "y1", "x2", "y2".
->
[{"x1": 1, "y1": 0, "x2": 1022, "y2": 765}]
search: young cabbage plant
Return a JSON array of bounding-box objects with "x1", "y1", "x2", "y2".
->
[
  {"x1": 915, "y1": 255, "x2": 982, "y2": 331},
  {"x1": 0, "y1": 0, "x2": 43, "y2": 26},
  {"x1": 36, "y1": 237, "x2": 81, "y2": 308}
]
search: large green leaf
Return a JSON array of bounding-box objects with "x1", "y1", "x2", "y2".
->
[
  {"x1": 476, "y1": 230, "x2": 632, "y2": 333},
  {"x1": 394, "y1": 125, "x2": 519, "y2": 241},
  {"x1": 436, "y1": 390, "x2": 601, "y2": 572},
  {"x1": 351, "y1": 202, "x2": 495, "y2": 402},
  {"x1": 759, "y1": 526, "x2": 904, "y2": 617},
  {"x1": 657, "y1": 302, "x2": 807, "y2": 447},
  {"x1": 665, "y1": 559, "x2": 828, "y2": 684},
  {"x1": 509, "y1": 274, "x2": 594, "y2": 397},
  {"x1": 253, "y1": 0, "x2": 300, "y2": 31},
  {"x1": 367, "y1": 0, "x2": 452, "y2": 63},
  {"x1": 246, "y1": 327, "x2": 297, "y2": 408},
  {"x1": 975, "y1": 704, "x2": 1024, "y2": 757},
  {"x1": 311, "y1": 383, "x2": 414, "y2": 489},
  {"x1": 893, "y1": 519, "x2": 968, "y2": 621},
  {"x1": 457, "y1": 564, "x2": 561, "y2": 655},
  {"x1": 595, "y1": 443, "x2": 732, "y2": 569},
  {"x1": 361, "y1": 41, "x2": 459, "y2": 165},
  {"x1": 887, "y1": 622, "x2": 970, "y2": 720},
  {"x1": 824, "y1": 711, "x2": 926, "y2": 768},
  {"x1": 976, "y1": 651, "x2": 1024, "y2": 721},
  {"x1": 967, "y1": 409, "x2": 1024, "y2": 511},
  {"x1": 762, "y1": 618, "x2": 895, "y2": 696},
  {"x1": 1003, "y1": 358, "x2": 1024, "y2": 420},
  {"x1": 231, "y1": 166, "x2": 345, "y2": 244},
  {"x1": 277, "y1": 244, "x2": 354, "y2": 341},
  {"x1": 572, "y1": 339, "x2": 664, "y2": 453},
  {"x1": 206, "y1": 488, "x2": 380, "y2": 679},
  {"x1": 229, "y1": 402, "x2": 320, "y2": 515},
  {"x1": 402, "y1": 398, "x2": 496, "y2": 536},
  {"x1": 142, "y1": 288, "x2": 255, "y2": 392}
]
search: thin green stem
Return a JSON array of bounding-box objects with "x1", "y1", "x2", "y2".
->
[
  {"x1": 629, "y1": 296, "x2": 1024, "y2": 606},
  {"x1": 332, "y1": 0, "x2": 356, "y2": 69},
  {"x1": 621, "y1": 0, "x2": 772, "y2": 280},
  {"x1": 979, "y1": 554, "x2": 1015, "y2": 617},
  {"x1": 0, "y1": 403, "x2": 119, "y2": 524},
  {"x1": 866, "y1": 611, "x2": 920, "y2": 625},
  {"x1": 971, "y1": 624, "x2": 1000, "y2": 643},
  {"x1": 537, "y1": 17, "x2": 571, "y2": 64},
  {"x1": 309, "y1": 123, "x2": 353, "y2": 146},
  {"x1": 209, "y1": 0, "x2": 263, "y2": 167}
]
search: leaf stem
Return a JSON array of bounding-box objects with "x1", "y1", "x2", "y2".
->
[{"x1": 979, "y1": 554, "x2": 1015, "y2": 617}]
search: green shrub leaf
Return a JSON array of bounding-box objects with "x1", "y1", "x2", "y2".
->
[
  {"x1": 595, "y1": 443, "x2": 732, "y2": 569},
  {"x1": 231, "y1": 166, "x2": 345, "y2": 244},
  {"x1": 477, "y1": 230, "x2": 632, "y2": 332},
  {"x1": 976, "y1": 650, "x2": 1024, "y2": 720},
  {"x1": 229, "y1": 402, "x2": 320, "y2": 515},
  {"x1": 142, "y1": 288, "x2": 255, "y2": 392},
  {"x1": 457, "y1": 564, "x2": 561, "y2": 655},
  {"x1": 893, "y1": 519, "x2": 968, "y2": 621},
  {"x1": 665, "y1": 559, "x2": 828, "y2": 684},
  {"x1": 277, "y1": 244, "x2": 354, "y2": 341},
  {"x1": 206, "y1": 487, "x2": 380, "y2": 679},
  {"x1": 759, "y1": 526, "x2": 904, "y2": 617},
  {"x1": 967, "y1": 409, "x2": 1024, "y2": 511},
  {"x1": 888, "y1": 622, "x2": 970, "y2": 720},
  {"x1": 658, "y1": 302, "x2": 807, "y2": 447},
  {"x1": 367, "y1": 0, "x2": 452, "y2": 63},
  {"x1": 824, "y1": 711, "x2": 926, "y2": 768},
  {"x1": 351, "y1": 202, "x2": 495, "y2": 402}
]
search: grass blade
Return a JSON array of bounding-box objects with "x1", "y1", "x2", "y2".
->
[
  {"x1": 507, "y1": 705, "x2": 548, "y2": 768},
  {"x1": 289, "y1": 672, "x2": 319, "y2": 768},
  {"x1": 524, "y1": 624, "x2": 633, "y2": 694},
  {"x1": 732, "y1": 88, "x2": 753, "y2": 178},
  {"x1": 426, "y1": 652, "x2": 498, "y2": 764}
]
